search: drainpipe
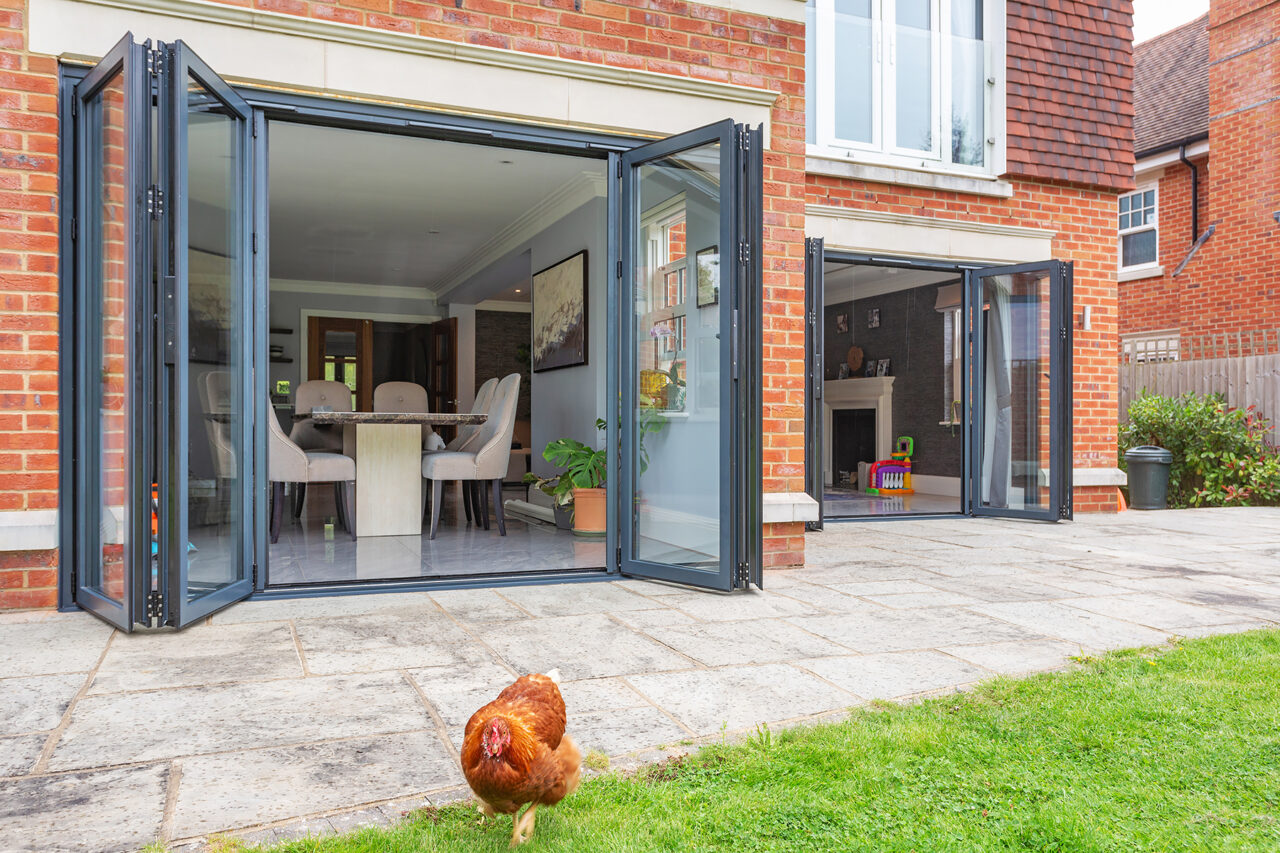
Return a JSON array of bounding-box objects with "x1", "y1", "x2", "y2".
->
[{"x1": 1179, "y1": 143, "x2": 1199, "y2": 244}]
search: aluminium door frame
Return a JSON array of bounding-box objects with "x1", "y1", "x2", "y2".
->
[{"x1": 811, "y1": 249, "x2": 978, "y2": 523}]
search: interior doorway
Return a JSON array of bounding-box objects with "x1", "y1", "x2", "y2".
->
[{"x1": 264, "y1": 121, "x2": 611, "y2": 586}]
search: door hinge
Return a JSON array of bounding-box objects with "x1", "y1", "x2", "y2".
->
[
  {"x1": 1058, "y1": 502, "x2": 1071, "y2": 520},
  {"x1": 1059, "y1": 327, "x2": 1068, "y2": 341},
  {"x1": 146, "y1": 590, "x2": 164, "y2": 620},
  {"x1": 252, "y1": 562, "x2": 258, "y2": 586},
  {"x1": 735, "y1": 561, "x2": 750, "y2": 588},
  {"x1": 146, "y1": 48, "x2": 164, "y2": 76},
  {"x1": 146, "y1": 185, "x2": 164, "y2": 220},
  {"x1": 70, "y1": 97, "x2": 78, "y2": 118},
  {"x1": 615, "y1": 545, "x2": 621, "y2": 570},
  {"x1": 738, "y1": 240, "x2": 750, "y2": 269}
]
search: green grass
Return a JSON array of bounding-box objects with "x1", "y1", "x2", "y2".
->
[{"x1": 248, "y1": 630, "x2": 1280, "y2": 852}]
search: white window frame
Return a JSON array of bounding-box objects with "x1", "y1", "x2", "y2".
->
[
  {"x1": 806, "y1": 0, "x2": 1005, "y2": 177},
  {"x1": 1118, "y1": 184, "x2": 1159, "y2": 272},
  {"x1": 1122, "y1": 331, "x2": 1180, "y2": 364}
]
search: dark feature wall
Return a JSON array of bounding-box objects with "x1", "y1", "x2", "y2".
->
[
  {"x1": 475, "y1": 310, "x2": 532, "y2": 422},
  {"x1": 824, "y1": 283, "x2": 962, "y2": 477}
]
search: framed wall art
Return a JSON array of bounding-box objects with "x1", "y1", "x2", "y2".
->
[
  {"x1": 696, "y1": 245, "x2": 720, "y2": 308},
  {"x1": 531, "y1": 250, "x2": 588, "y2": 372}
]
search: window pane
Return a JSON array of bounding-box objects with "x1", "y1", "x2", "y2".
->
[
  {"x1": 632, "y1": 142, "x2": 722, "y2": 569},
  {"x1": 834, "y1": 0, "x2": 874, "y2": 144},
  {"x1": 1143, "y1": 190, "x2": 1154, "y2": 207},
  {"x1": 896, "y1": 0, "x2": 933, "y2": 151},
  {"x1": 1119, "y1": 212, "x2": 1129, "y2": 230},
  {"x1": 1122, "y1": 229, "x2": 1157, "y2": 266},
  {"x1": 1120, "y1": 195, "x2": 1130, "y2": 213},
  {"x1": 950, "y1": 0, "x2": 984, "y2": 166},
  {"x1": 805, "y1": 0, "x2": 816, "y2": 145},
  {"x1": 185, "y1": 75, "x2": 247, "y2": 604},
  {"x1": 94, "y1": 69, "x2": 130, "y2": 607}
]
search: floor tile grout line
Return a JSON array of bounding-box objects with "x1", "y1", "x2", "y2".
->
[
  {"x1": 159, "y1": 759, "x2": 184, "y2": 842},
  {"x1": 287, "y1": 619, "x2": 313, "y2": 677},
  {"x1": 487, "y1": 589, "x2": 540, "y2": 620},
  {"x1": 10, "y1": 726, "x2": 447, "y2": 782},
  {"x1": 424, "y1": 595, "x2": 520, "y2": 679},
  {"x1": 399, "y1": 668, "x2": 463, "y2": 766},
  {"x1": 32, "y1": 628, "x2": 117, "y2": 775},
  {"x1": 614, "y1": 676, "x2": 699, "y2": 739},
  {"x1": 600, "y1": 611, "x2": 710, "y2": 670},
  {"x1": 782, "y1": 660, "x2": 868, "y2": 701}
]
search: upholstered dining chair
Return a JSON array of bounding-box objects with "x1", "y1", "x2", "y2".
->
[
  {"x1": 429, "y1": 376, "x2": 498, "y2": 525},
  {"x1": 421, "y1": 373, "x2": 521, "y2": 539},
  {"x1": 289, "y1": 379, "x2": 353, "y2": 518},
  {"x1": 373, "y1": 381, "x2": 437, "y2": 449},
  {"x1": 268, "y1": 402, "x2": 356, "y2": 543}
]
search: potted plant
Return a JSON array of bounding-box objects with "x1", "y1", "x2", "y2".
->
[{"x1": 524, "y1": 425, "x2": 607, "y2": 535}]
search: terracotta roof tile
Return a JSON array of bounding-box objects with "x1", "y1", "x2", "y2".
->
[{"x1": 1132, "y1": 13, "x2": 1209, "y2": 156}]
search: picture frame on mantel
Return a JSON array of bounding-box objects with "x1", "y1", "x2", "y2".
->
[
  {"x1": 531, "y1": 250, "x2": 588, "y2": 372},
  {"x1": 876, "y1": 358, "x2": 891, "y2": 376}
]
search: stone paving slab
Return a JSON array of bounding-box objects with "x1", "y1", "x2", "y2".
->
[{"x1": 0, "y1": 508, "x2": 1277, "y2": 851}]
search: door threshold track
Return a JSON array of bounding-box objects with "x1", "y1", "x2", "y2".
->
[{"x1": 253, "y1": 567, "x2": 614, "y2": 600}]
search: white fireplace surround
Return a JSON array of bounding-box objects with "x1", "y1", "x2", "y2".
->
[{"x1": 822, "y1": 376, "x2": 894, "y2": 487}]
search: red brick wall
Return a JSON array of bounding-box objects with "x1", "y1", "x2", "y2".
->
[
  {"x1": 807, "y1": 174, "x2": 1123, "y2": 511},
  {"x1": 1006, "y1": 0, "x2": 1135, "y2": 190},
  {"x1": 1120, "y1": 0, "x2": 1278, "y2": 340}
]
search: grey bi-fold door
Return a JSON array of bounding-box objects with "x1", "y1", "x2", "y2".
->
[
  {"x1": 70, "y1": 34, "x2": 256, "y2": 630},
  {"x1": 609, "y1": 120, "x2": 763, "y2": 592}
]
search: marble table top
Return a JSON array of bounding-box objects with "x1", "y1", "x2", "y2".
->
[{"x1": 299, "y1": 411, "x2": 487, "y2": 426}]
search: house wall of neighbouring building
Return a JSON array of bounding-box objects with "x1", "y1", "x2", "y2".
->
[{"x1": 1120, "y1": 0, "x2": 1278, "y2": 340}]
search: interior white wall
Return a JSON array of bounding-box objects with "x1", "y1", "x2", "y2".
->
[
  {"x1": 449, "y1": 304, "x2": 478, "y2": 413},
  {"x1": 447, "y1": 197, "x2": 607, "y2": 475}
]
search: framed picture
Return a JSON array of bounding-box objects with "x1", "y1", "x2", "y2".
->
[
  {"x1": 876, "y1": 358, "x2": 891, "y2": 376},
  {"x1": 864, "y1": 361, "x2": 876, "y2": 377},
  {"x1": 531, "y1": 250, "x2": 588, "y2": 372},
  {"x1": 835, "y1": 312, "x2": 849, "y2": 334},
  {"x1": 837, "y1": 363, "x2": 850, "y2": 379},
  {"x1": 696, "y1": 245, "x2": 720, "y2": 308},
  {"x1": 867, "y1": 308, "x2": 880, "y2": 329}
]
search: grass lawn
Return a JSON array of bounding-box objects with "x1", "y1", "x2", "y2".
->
[{"x1": 238, "y1": 630, "x2": 1280, "y2": 852}]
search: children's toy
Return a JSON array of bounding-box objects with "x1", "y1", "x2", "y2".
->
[{"x1": 865, "y1": 436, "x2": 914, "y2": 495}]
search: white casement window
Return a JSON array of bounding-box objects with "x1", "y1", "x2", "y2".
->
[
  {"x1": 805, "y1": 0, "x2": 1002, "y2": 174},
  {"x1": 1118, "y1": 186, "x2": 1158, "y2": 270}
]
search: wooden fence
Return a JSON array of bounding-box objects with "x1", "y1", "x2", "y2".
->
[{"x1": 1119, "y1": 330, "x2": 1280, "y2": 441}]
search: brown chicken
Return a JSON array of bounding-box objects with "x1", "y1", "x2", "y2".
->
[{"x1": 461, "y1": 668, "x2": 582, "y2": 847}]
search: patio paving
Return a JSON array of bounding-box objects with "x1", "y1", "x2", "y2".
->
[{"x1": 2, "y1": 508, "x2": 1279, "y2": 851}]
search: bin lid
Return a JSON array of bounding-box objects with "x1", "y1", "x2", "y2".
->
[{"x1": 1124, "y1": 445, "x2": 1173, "y2": 463}]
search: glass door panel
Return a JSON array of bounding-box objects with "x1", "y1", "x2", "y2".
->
[
  {"x1": 617, "y1": 120, "x2": 760, "y2": 591},
  {"x1": 162, "y1": 42, "x2": 255, "y2": 625},
  {"x1": 804, "y1": 238, "x2": 824, "y2": 529},
  {"x1": 968, "y1": 261, "x2": 1072, "y2": 521},
  {"x1": 73, "y1": 34, "x2": 150, "y2": 631}
]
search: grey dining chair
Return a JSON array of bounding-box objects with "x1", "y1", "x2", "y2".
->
[{"x1": 268, "y1": 401, "x2": 356, "y2": 543}]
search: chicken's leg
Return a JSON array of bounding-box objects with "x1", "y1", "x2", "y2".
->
[{"x1": 509, "y1": 803, "x2": 538, "y2": 847}]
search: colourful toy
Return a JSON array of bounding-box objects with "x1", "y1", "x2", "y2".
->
[{"x1": 866, "y1": 436, "x2": 914, "y2": 495}]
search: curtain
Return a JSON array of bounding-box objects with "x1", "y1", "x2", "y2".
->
[{"x1": 981, "y1": 275, "x2": 1013, "y2": 508}]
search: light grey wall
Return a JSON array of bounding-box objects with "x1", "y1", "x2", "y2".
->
[{"x1": 446, "y1": 197, "x2": 607, "y2": 476}]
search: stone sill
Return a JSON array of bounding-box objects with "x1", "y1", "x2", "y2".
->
[
  {"x1": 763, "y1": 492, "x2": 819, "y2": 524},
  {"x1": 1118, "y1": 265, "x2": 1164, "y2": 283},
  {"x1": 0, "y1": 510, "x2": 59, "y2": 552},
  {"x1": 806, "y1": 152, "x2": 1014, "y2": 198},
  {"x1": 1073, "y1": 467, "x2": 1127, "y2": 488}
]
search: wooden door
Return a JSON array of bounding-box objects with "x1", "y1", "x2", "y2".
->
[
  {"x1": 307, "y1": 316, "x2": 374, "y2": 411},
  {"x1": 427, "y1": 317, "x2": 458, "y2": 437}
]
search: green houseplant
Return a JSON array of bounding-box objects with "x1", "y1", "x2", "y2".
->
[{"x1": 524, "y1": 421, "x2": 608, "y2": 534}]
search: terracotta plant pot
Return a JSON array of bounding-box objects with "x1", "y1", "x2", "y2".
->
[{"x1": 571, "y1": 487, "x2": 606, "y2": 536}]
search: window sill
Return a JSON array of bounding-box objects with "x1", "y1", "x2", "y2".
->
[
  {"x1": 806, "y1": 150, "x2": 1013, "y2": 198},
  {"x1": 1118, "y1": 265, "x2": 1164, "y2": 283}
]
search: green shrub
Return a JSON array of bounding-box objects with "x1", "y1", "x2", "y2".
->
[{"x1": 1119, "y1": 392, "x2": 1280, "y2": 508}]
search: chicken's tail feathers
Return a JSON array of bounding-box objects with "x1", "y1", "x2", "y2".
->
[{"x1": 545, "y1": 668, "x2": 562, "y2": 685}]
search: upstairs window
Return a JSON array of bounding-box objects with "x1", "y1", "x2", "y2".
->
[
  {"x1": 1119, "y1": 187, "x2": 1158, "y2": 269},
  {"x1": 806, "y1": 0, "x2": 998, "y2": 173}
]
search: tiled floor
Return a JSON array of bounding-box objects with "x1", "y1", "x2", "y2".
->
[
  {"x1": 823, "y1": 487, "x2": 961, "y2": 517},
  {"x1": 2, "y1": 508, "x2": 1278, "y2": 851},
  {"x1": 266, "y1": 484, "x2": 607, "y2": 584}
]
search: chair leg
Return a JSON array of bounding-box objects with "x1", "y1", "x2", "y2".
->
[
  {"x1": 491, "y1": 478, "x2": 506, "y2": 536},
  {"x1": 270, "y1": 481, "x2": 284, "y2": 544},
  {"x1": 342, "y1": 481, "x2": 356, "y2": 540},
  {"x1": 333, "y1": 483, "x2": 346, "y2": 531},
  {"x1": 293, "y1": 482, "x2": 307, "y2": 519},
  {"x1": 429, "y1": 479, "x2": 443, "y2": 540},
  {"x1": 478, "y1": 479, "x2": 490, "y2": 530},
  {"x1": 462, "y1": 481, "x2": 473, "y2": 524}
]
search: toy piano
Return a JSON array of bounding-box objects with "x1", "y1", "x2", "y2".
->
[{"x1": 865, "y1": 436, "x2": 914, "y2": 495}]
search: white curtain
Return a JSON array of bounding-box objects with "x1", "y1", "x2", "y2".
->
[{"x1": 981, "y1": 275, "x2": 1013, "y2": 508}]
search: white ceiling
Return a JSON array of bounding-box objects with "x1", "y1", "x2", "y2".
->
[
  {"x1": 823, "y1": 264, "x2": 959, "y2": 305},
  {"x1": 267, "y1": 122, "x2": 602, "y2": 293}
]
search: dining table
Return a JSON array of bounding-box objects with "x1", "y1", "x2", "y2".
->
[{"x1": 299, "y1": 410, "x2": 487, "y2": 537}]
